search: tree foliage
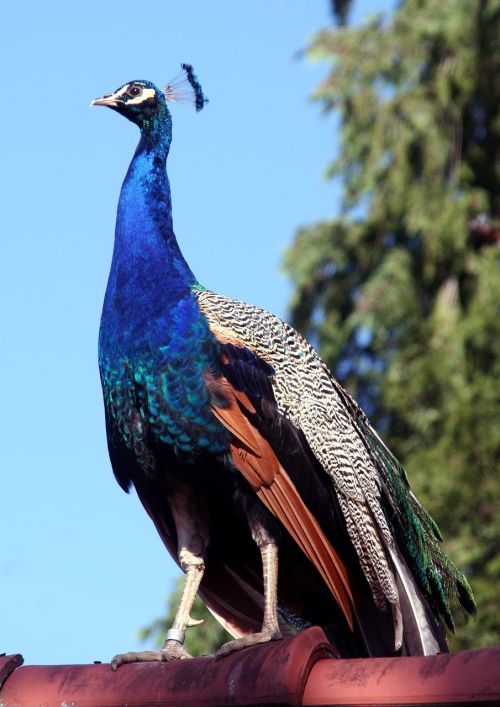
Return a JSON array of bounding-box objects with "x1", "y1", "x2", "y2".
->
[{"x1": 285, "y1": 0, "x2": 500, "y2": 649}]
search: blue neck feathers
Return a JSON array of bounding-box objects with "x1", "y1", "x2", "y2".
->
[{"x1": 100, "y1": 105, "x2": 199, "y2": 356}]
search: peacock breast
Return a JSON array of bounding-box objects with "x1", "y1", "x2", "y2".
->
[{"x1": 99, "y1": 296, "x2": 230, "y2": 475}]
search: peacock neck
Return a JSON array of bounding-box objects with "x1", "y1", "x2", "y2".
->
[
  {"x1": 101, "y1": 111, "x2": 199, "y2": 356},
  {"x1": 114, "y1": 114, "x2": 192, "y2": 276}
]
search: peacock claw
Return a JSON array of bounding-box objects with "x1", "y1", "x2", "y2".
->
[
  {"x1": 160, "y1": 639, "x2": 193, "y2": 661},
  {"x1": 187, "y1": 616, "x2": 204, "y2": 627},
  {"x1": 111, "y1": 641, "x2": 192, "y2": 670},
  {"x1": 215, "y1": 629, "x2": 282, "y2": 659},
  {"x1": 111, "y1": 650, "x2": 161, "y2": 670}
]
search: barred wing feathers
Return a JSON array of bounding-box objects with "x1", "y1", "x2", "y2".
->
[{"x1": 195, "y1": 288, "x2": 475, "y2": 654}]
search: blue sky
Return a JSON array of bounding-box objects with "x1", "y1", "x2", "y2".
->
[{"x1": 1, "y1": 0, "x2": 394, "y2": 665}]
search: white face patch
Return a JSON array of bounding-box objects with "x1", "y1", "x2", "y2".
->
[{"x1": 118, "y1": 85, "x2": 156, "y2": 106}]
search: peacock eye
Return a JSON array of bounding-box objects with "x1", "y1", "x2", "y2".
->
[{"x1": 128, "y1": 85, "x2": 143, "y2": 98}]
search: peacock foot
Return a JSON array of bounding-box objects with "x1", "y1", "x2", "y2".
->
[
  {"x1": 215, "y1": 629, "x2": 282, "y2": 659},
  {"x1": 111, "y1": 641, "x2": 192, "y2": 670}
]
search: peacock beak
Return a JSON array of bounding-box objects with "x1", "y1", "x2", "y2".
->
[{"x1": 90, "y1": 91, "x2": 122, "y2": 108}]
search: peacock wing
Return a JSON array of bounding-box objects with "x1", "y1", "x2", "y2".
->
[
  {"x1": 204, "y1": 366, "x2": 354, "y2": 630},
  {"x1": 194, "y1": 288, "x2": 475, "y2": 647},
  {"x1": 196, "y1": 289, "x2": 396, "y2": 608}
]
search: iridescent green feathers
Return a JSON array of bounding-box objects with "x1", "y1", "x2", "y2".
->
[{"x1": 99, "y1": 332, "x2": 230, "y2": 491}]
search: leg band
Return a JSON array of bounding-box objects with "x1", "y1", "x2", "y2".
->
[{"x1": 165, "y1": 628, "x2": 185, "y2": 644}]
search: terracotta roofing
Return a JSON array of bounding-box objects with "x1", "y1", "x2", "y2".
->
[{"x1": 1, "y1": 627, "x2": 499, "y2": 706}]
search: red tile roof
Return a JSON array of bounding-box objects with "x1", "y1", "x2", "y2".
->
[{"x1": 1, "y1": 627, "x2": 499, "y2": 706}]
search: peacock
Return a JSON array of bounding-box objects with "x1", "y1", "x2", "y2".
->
[{"x1": 92, "y1": 65, "x2": 475, "y2": 668}]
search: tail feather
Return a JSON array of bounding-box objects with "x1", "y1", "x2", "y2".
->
[
  {"x1": 355, "y1": 416, "x2": 476, "y2": 630},
  {"x1": 387, "y1": 542, "x2": 448, "y2": 655}
]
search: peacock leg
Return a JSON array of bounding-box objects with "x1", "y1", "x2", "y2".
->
[
  {"x1": 111, "y1": 554, "x2": 205, "y2": 668},
  {"x1": 216, "y1": 540, "x2": 282, "y2": 658},
  {"x1": 158, "y1": 547, "x2": 205, "y2": 660},
  {"x1": 111, "y1": 488, "x2": 207, "y2": 669}
]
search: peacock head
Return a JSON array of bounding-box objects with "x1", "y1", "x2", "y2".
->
[
  {"x1": 91, "y1": 64, "x2": 208, "y2": 132},
  {"x1": 91, "y1": 80, "x2": 164, "y2": 130}
]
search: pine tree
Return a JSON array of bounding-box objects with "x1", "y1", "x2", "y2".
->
[{"x1": 285, "y1": 0, "x2": 500, "y2": 649}]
